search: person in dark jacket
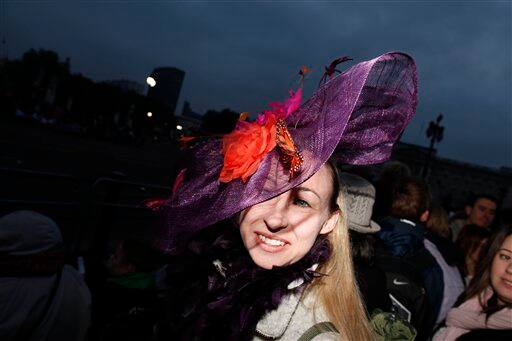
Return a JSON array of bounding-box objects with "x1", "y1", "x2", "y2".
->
[
  {"x1": 376, "y1": 176, "x2": 444, "y2": 339},
  {"x1": 340, "y1": 172, "x2": 391, "y2": 315}
]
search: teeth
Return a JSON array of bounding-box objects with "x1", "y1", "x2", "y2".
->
[{"x1": 258, "y1": 234, "x2": 285, "y2": 246}]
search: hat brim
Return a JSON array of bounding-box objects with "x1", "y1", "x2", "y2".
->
[
  {"x1": 159, "y1": 52, "x2": 417, "y2": 252},
  {"x1": 349, "y1": 220, "x2": 381, "y2": 234}
]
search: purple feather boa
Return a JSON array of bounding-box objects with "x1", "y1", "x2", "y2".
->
[{"x1": 156, "y1": 222, "x2": 331, "y2": 340}]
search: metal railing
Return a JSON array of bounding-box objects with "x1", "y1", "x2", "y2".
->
[{"x1": 0, "y1": 166, "x2": 171, "y2": 258}]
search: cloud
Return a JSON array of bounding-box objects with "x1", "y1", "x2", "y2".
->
[{"x1": 7, "y1": 1, "x2": 511, "y2": 167}]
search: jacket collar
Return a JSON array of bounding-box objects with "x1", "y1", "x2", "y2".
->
[{"x1": 255, "y1": 290, "x2": 302, "y2": 338}]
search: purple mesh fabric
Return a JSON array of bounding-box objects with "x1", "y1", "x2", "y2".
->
[{"x1": 158, "y1": 52, "x2": 417, "y2": 253}]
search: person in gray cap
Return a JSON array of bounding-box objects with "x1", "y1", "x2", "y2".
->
[
  {"x1": 340, "y1": 172, "x2": 390, "y2": 314},
  {"x1": 342, "y1": 172, "x2": 421, "y2": 341},
  {"x1": 0, "y1": 210, "x2": 91, "y2": 341},
  {"x1": 342, "y1": 172, "x2": 382, "y2": 234}
]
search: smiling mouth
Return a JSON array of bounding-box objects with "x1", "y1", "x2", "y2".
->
[
  {"x1": 255, "y1": 232, "x2": 288, "y2": 248},
  {"x1": 502, "y1": 278, "x2": 512, "y2": 288},
  {"x1": 258, "y1": 234, "x2": 285, "y2": 246}
]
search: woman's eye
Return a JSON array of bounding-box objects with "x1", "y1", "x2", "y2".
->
[
  {"x1": 294, "y1": 199, "x2": 310, "y2": 207},
  {"x1": 499, "y1": 254, "x2": 511, "y2": 261}
]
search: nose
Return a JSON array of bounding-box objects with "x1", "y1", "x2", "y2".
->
[
  {"x1": 264, "y1": 195, "x2": 289, "y2": 233},
  {"x1": 506, "y1": 262, "x2": 512, "y2": 274}
]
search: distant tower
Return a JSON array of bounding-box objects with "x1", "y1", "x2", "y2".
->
[{"x1": 146, "y1": 67, "x2": 185, "y2": 119}]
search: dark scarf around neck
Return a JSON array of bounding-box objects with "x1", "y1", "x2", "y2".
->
[{"x1": 157, "y1": 223, "x2": 331, "y2": 340}]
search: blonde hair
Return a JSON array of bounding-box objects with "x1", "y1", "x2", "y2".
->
[{"x1": 307, "y1": 161, "x2": 375, "y2": 340}]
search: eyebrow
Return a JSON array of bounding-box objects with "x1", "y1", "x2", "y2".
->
[
  {"x1": 295, "y1": 186, "x2": 321, "y2": 200},
  {"x1": 498, "y1": 248, "x2": 512, "y2": 254},
  {"x1": 478, "y1": 204, "x2": 496, "y2": 211}
]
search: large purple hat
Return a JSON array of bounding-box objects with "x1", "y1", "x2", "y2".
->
[{"x1": 158, "y1": 52, "x2": 417, "y2": 253}]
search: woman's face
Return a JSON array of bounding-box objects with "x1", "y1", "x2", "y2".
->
[
  {"x1": 238, "y1": 165, "x2": 339, "y2": 270},
  {"x1": 490, "y1": 234, "x2": 512, "y2": 304}
]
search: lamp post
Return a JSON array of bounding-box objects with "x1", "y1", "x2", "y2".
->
[
  {"x1": 146, "y1": 76, "x2": 156, "y2": 88},
  {"x1": 422, "y1": 113, "x2": 445, "y2": 178}
]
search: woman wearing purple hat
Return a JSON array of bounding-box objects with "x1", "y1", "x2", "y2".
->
[{"x1": 153, "y1": 52, "x2": 418, "y2": 340}]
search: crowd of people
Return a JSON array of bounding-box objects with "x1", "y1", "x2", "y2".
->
[
  {"x1": 343, "y1": 167, "x2": 511, "y2": 340},
  {"x1": 1, "y1": 170, "x2": 510, "y2": 340},
  {"x1": 1, "y1": 52, "x2": 511, "y2": 340}
]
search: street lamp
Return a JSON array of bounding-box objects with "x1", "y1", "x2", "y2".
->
[
  {"x1": 426, "y1": 114, "x2": 444, "y2": 144},
  {"x1": 176, "y1": 125, "x2": 183, "y2": 131},
  {"x1": 147, "y1": 112, "x2": 153, "y2": 118},
  {"x1": 146, "y1": 76, "x2": 156, "y2": 87},
  {"x1": 422, "y1": 113, "x2": 445, "y2": 178}
]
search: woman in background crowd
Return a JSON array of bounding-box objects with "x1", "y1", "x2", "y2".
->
[{"x1": 433, "y1": 226, "x2": 512, "y2": 340}]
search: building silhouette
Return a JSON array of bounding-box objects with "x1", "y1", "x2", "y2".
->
[
  {"x1": 175, "y1": 101, "x2": 202, "y2": 134},
  {"x1": 106, "y1": 80, "x2": 145, "y2": 95},
  {"x1": 146, "y1": 67, "x2": 185, "y2": 118},
  {"x1": 392, "y1": 142, "x2": 512, "y2": 211},
  {"x1": 342, "y1": 142, "x2": 512, "y2": 212}
]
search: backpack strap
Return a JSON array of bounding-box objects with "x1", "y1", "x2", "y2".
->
[{"x1": 298, "y1": 322, "x2": 338, "y2": 341}]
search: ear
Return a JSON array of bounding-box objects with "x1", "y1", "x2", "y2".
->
[
  {"x1": 465, "y1": 205, "x2": 472, "y2": 216},
  {"x1": 420, "y1": 210, "x2": 430, "y2": 223},
  {"x1": 320, "y1": 211, "x2": 340, "y2": 235}
]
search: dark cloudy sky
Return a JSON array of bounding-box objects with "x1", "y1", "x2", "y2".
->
[{"x1": 5, "y1": 0, "x2": 512, "y2": 169}]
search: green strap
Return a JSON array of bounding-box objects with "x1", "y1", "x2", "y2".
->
[{"x1": 298, "y1": 322, "x2": 339, "y2": 341}]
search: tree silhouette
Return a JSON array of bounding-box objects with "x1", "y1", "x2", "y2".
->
[{"x1": 200, "y1": 108, "x2": 239, "y2": 135}]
